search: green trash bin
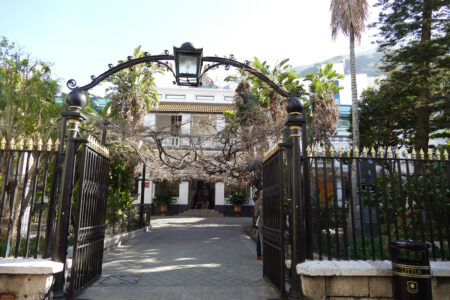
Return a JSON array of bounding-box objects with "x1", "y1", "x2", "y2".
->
[{"x1": 390, "y1": 240, "x2": 432, "y2": 300}]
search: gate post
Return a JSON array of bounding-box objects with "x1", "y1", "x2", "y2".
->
[
  {"x1": 139, "y1": 164, "x2": 146, "y2": 227},
  {"x1": 285, "y1": 96, "x2": 306, "y2": 299},
  {"x1": 52, "y1": 90, "x2": 86, "y2": 299}
]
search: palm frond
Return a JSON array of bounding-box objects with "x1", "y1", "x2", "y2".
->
[{"x1": 330, "y1": 0, "x2": 369, "y2": 42}]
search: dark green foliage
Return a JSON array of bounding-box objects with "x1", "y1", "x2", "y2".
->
[
  {"x1": 0, "y1": 236, "x2": 45, "y2": 257},
  {"x1": 229, "y1": 192, "x2": 246, "y2": 206},
  {"x1": 152, "y1": 194, "x2": 173, "y2": 207},
  {"x1": 364, "y1": 0, "x2": 450, "y2": 149}
]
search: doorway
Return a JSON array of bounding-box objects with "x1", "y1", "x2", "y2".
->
[{"x1": 189, "y1": 181, "x2": 215, "y2": 209}]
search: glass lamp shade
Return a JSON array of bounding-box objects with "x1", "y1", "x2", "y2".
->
[
  {"x1": 178, "y1": 54, "x2": 198, "y2": 75},
  {"x1": 174, "y1": 42, "x2": 203, "y2": 86}
]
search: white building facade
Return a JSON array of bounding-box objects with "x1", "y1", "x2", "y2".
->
[{"x1": 135, "y1": 84, "x2": 256, "y2": 216}]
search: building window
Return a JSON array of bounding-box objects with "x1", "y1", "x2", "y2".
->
[
  {"x1": 334, "y1": 80, "x2": 340, "y2": 105},
  {"x1": 339, "y1": 118, "x2": 350, "y2": 129},
  {"x1": 171, "y1": 115, "x2": 182, "y2": 135},
  {"x1": 191, "y1": 115, "x2": 216, "y2": 136},
  {"x1": 166, "y1": 94, "x2": 186, "y2": 100},
  {"x1": 154, "y1": 180, "x2": 179, "y2": 197},
  {"x1": 196, "y1": 95, "x2": 214, "y2": 100}
]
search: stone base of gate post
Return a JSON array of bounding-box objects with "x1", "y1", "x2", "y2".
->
[{"x1": 0, "y1": 259, "x2": 63, "y2": 300}]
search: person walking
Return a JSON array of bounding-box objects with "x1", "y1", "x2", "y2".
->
[{"x1": 254, "y1": 190, "x2": 263, "y2": 260}]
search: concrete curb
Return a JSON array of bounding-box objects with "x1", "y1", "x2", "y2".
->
[{"x1": 68, "y1": 225, "x2": 152, "y2": 258}]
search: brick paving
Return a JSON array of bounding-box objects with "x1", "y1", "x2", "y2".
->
[{"x1": 77, "y1": 217, "x2": 279, "y2": 300}]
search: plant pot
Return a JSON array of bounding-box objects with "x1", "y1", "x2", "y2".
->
[
  {"x1": 160, "y1": 204, "x2": 168, "y2": 215},
  {"x1": 233, "y1": 204, "x2": 242, "y2": 217}
]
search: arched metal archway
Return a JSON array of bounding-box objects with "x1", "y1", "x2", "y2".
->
[{"x1": 66, "y1": 42, "x2": 295, "y2": 98}]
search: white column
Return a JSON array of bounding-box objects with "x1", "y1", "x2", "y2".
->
[
  {"x1": 144, "y1": 113, "x2": 156, "y2": 130},
  {"x1": 216, "y1": 115, "x2": 225, "y2": 132},
  {"x1": 181, "y1": 114, "x2": 191, "y2": 146},
  {"x1": 215, "y1": 182, "x2": 225, "y2": 206},
  {"x1": 135, "y1": 180, "x2": 153, "y2": 204},
  {"x1": 178, "y1": 181, "x2": 189, "y2": 205}
]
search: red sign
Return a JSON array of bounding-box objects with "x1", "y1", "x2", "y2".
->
[{"x1": 145, "y1": 182, "x2": 150, "y2": 188}]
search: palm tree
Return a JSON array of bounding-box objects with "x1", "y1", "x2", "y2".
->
[
  {"x1": 330, "y1": 0, "x2": 369, "y2": 237},
  {"x1": 330, "y1": 0, "x2": 369, "y2": 149}
]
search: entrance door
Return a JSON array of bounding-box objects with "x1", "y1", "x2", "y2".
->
[{"x1": 190, "y1": 181, "x2": 215, "y2": 209}]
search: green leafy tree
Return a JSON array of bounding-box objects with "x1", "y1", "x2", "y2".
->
[
  {"x1": 330, "y1": 0, "x2": 369, "y2": 149},
  {"x1": 371, "y1": 0, "x2": 449, "y2": 150},
  {"x1": 304, "y1": 63, "x2": 344, "y2": 146},
  {"x1": 0, "y1": 37, "x2": 60, "y2": 139},
  {"x1": 105, "y1": 45, "x2": 162, "y2": 129},
  {"x1": 0, "y1": 37, "x2": 61, "y2": 240}
]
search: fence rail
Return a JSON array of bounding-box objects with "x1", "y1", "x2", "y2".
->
[
  {"x1": 0, "y1": 138, "x2": 62, "y2": 258},
  {"x1": 302, "y1": 146, "x2": 449, "y2": 261},
  {"x1": 105, "y1": 204, "x2": 151, "y2": 237}
]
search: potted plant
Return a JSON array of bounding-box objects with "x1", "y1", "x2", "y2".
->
[
  {"x1": 229, "y1": 192, "x2": 246, "y2": 216},
  {"x1": 152, "y1": 194, "x2": 173, "y2": 215}
]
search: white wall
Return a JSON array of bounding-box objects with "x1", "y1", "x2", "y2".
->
[
  {"x1": 178, "y1": 181, "x2": 189, "y2": 205},
  {"x1": 133, "y1": 180, "x2": 153, "y2": 204},
  {"x1": 143, "y1": 113, "x2": 156, "y2": 130},
  {"x1": 215, "y1": 182, "x2": 225, "y2": 205}
]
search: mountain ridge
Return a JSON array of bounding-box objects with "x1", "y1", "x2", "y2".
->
[{"x1": 294, "y1": 48, "x2": 384, "y2": 77}]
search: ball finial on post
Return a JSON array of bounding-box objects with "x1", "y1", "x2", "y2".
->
[
  {"x1": 284, "y1": 96, "x2": 305, "y2": 128},
  {"x1": 66, "y1": 90, "x2": 87, "y2": 108}
]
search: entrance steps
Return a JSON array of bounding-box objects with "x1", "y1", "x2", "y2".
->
[{"x1": 178, "y1": 209, "x2": 224, "y2": 218}]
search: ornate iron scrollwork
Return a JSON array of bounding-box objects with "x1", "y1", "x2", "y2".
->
[{"x1": 66, "y1": 49, "x2": 293, "y2": 98}]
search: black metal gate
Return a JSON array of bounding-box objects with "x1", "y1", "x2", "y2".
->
[
  {"x1": 262, "y1": 146, "x2": 286, "y2": 296},
  {"x1": 69, "y1": 142, "x2": 110, "y2": 297}
]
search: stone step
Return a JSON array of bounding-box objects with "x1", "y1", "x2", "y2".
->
[{"x1": 178, "y1": 209, "x2": 224, "y2": 217}]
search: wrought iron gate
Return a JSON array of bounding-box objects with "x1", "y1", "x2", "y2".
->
[
  {"x1": 69, "y1": 142, "x2": 110, "y2": 297},
  {"x1": 262, "y1": 146, "x2": 286, "y2": 296}
]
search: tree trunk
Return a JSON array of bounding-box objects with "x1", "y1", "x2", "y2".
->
[
  {"x1": 349, "y1": 27, "x2": 361, "y2": 238},
  {"x1": 416, "y1": 0, "x2": 432, "y2": 151},
  {"x1": 350, "y1": 27, "x2": 359, "y2": 148}
]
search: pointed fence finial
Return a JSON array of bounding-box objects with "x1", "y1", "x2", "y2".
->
[
  {"x1": 28, "y1": 138, "x2": 34, "y2": 150},
  {"x1": 436, "y1": 149, "x2": 441, "y2": 160},
  {"x1": 403, "y1": 149, "x2": 409, "y2": 159},
  {"x1": 321, "y1": 145, "x2": 327, "y2": 157},
  {"x1": 345, "y1": 146, "x2": 350, "y2": 157},
  {"x1": 387, "y1": 147, "x2": 392, "y2": 158},
  {"x1": 379, "y1": 146, "x2": 384, "y2": 158},
  {"x1": 419, "y1": 149, "x2": 425, "y2": 159},
  {"x1": 55, "y1": 139, "x2": 60, "y2": 150},
  {"x1": 428, "y1": 148, "x2": 433, "y2": 160},
  {"x1": 338, "y1": 146, "x2": 343, "y2": 157},
  {"x1": 412, "y1": 148, "x2": 417, "y2": 159},
  {"x1": 354, "y1": 146, "x2": 360, "y2": 157},
  {"x1": 443, "y1": 149, "x2": 448, "y2": 160},
  {"x1": 395, "y1": 148, "x2": 400, "y2": 158},
  {"x1": 47, "y1": 138, "x2": 53, "y2": 151},
  {"x1": 306, "y1": 145, "x2": 311, "y2": 156},
  {"x1": 10, "y1": 138, "x2": 16, "y2": 150},
  {"x1": 313, "y1": 145, "x2": 318, "y2": 157},
  {"x1": 18, "y1": 139, "x2": 24, "y2": 150},
  {"x1": 38, "y1": 138, "x2": 43, "y2": 151},
  {"x1": 362, "y1": 147, "x2": 368, "y2": 158},
  {"x1": 1, "y1": 137, "x2": 6, "y2": 149},
  {"x1": 371, "y1": 147, "x2": 376, "y2": 158},
  {"x1": 330, "y1": 145, "x2": 335, "y2": 157}
]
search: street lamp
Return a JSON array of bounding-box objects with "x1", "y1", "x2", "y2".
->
[{"x1": 173, "y1": 42, "x2": 203, "y2": 86}]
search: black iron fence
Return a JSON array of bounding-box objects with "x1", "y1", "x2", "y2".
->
[
  {"x1": 302, "y1": 146, "x2": 449, "y2": 261},
  {"x1": 105, "y1": 204, "x2": 151, "y2": 237},
  {"x1": 0, "y1": 138, "x2": 62, "y2": 258}
]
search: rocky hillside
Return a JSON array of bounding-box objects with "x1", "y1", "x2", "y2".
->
[{"x1": 294, "y1": 48, "x2": 384, "y2": 77}]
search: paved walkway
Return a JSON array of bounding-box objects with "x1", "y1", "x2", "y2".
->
[{"x1": 77, "y1": 217, "x2": 279, "y2": 300}]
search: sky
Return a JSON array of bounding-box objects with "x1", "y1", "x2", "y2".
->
[{"x1": 1, "y1": 0, "x2": 381, "y2": 95}]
